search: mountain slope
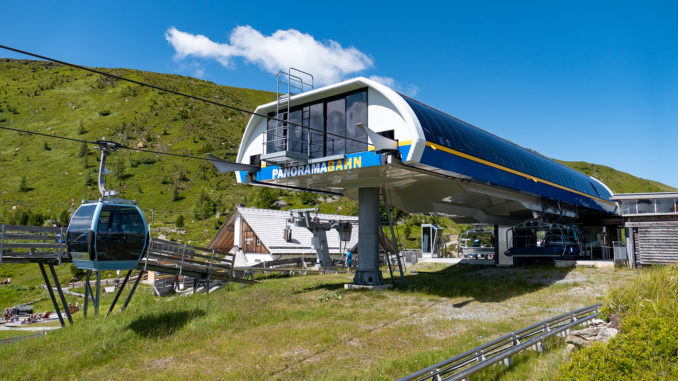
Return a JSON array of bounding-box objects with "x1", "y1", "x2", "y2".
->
[
  {"x1": 557, "y1": 161, "x2": 677, "y2": 193},
  {"x1": 0, "y1": 59, "x2": 675, "y2": 245}
]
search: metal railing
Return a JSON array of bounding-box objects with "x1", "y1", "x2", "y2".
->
[{"x1": 398, "y1": 304, "x2": 601, "y2": 381}]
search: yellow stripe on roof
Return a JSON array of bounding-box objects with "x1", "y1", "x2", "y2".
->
[{"x1": 425, "y1": 141, "x2": 615, "y2": 206}]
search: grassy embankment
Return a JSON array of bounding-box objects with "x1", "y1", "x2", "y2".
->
[
  {"x1": 0, "y1": 262, "x2": 633, "y2": 380},
  {"x1": 558, "y1": 264, "x2": 678, "y2": 380}
]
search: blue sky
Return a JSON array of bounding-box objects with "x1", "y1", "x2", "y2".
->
[{"x1": 2, "y1": 1, "x2": 677, "y2": 188}]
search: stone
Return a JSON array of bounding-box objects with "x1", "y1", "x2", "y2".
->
[
  {"x1": 273, "y1": 199, "x2": 287, "y2": 208},
  {"x1": 565, "y1": 325, "x2": 619, "y2": 348}
]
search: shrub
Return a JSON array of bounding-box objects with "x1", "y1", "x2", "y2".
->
[
  {"x1": 98, "y1": 109, "x2": 111, "y2": 116},
  {"x1": 18, "y1": 175, "x2": 31, "y2": 192},
  {"x1": 558, "y1": 265, "x2": 678, "y2": 380},
  {"x1": 175, "y1": 215, "x2": 184, "y2": 227},
  {"x1": 69, "y1": 264, "x2": 85, "y2": 280},
  {"x1": 255, "y1": 188, "x2": 278, "y2": 209},
  {"x1": 299, "y1": 191, "x2": 316, "y2": 205},
  {"x1": 194, "y1": 190, "x2": 216, "y2": 220}
]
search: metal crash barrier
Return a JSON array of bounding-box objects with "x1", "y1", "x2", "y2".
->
[{"x1": 398, "y1": 304, "x2": 601, "y2": 381}]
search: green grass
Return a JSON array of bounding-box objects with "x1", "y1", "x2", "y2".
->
[
  {"x1": 557, "y1": 161, "x2": 677, "y2": 193},
  {"x1": 0, "y1": 329, "x2": 39, "y2": 341},
  {"x1": 558, "y1": 264, "x2": 678, "y2": 380},
  {"x1": 0, "y1": 262, "x2": 633, "y2": 380}
]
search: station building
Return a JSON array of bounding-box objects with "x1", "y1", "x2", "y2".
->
[{"x1": 223, "y1": 75, "x2": 631, "y2": 284}]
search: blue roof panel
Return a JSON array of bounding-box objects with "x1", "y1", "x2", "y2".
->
[{"x1": 402, "y1": 96, "x2": 612, "y2": 202}]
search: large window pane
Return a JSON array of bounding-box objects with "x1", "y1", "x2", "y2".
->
[
  {"x1": 326, "y1": 98, "x2": 346, "y2": 155},
  {"x1": 96, "y1": 206, "x2": 146, "y2": 261},
  {"x1": 637, "y1": 199, "x2": 654, "y2": 214},
  {"x1": 68, "y1": 204, "x2": 97, "y2": 252},
  {"x1": 266, "y1": 116, "x2": 285, "y2": 153},
  {"x1": 656, "y1": 198, "x2": 676, "y2": 214},
  {"x1": 345, "y1": 91, "x2": 368, "y2": 153},
  {"x1": 309, "y1": 103, "x2": 324, "y2": 158},
  {"x1": 287, "y1": 109, "x2": 304, "y2": 153}
]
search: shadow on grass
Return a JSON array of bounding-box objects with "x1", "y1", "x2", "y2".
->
[
  {"x1": 304, "y1": 261, "x2": 574, "y2": 302},
  {"x1": 127, "y1": 309, "x2": 206, "y2": 338},
  {"x1": 397, "y1": 262, "x2": 574, "y2": 302}
]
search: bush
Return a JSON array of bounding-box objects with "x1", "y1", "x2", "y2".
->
[
  {"x1": 299, "y1": 191, "x2": 316, "y2": 205},
  {"x1": 6, "y1": 208, "x2": 45, "y2": 226},
  {"x1": 194, "y1": 190, "x2": 216, "y2": 220},
  {"x1": 175, "y1": 215, "x2": 184, "y2": 227},
  {"x1": 255, "y1": 188, "x2": 278, "y2": 209},
  {"x1": 558, "y1": 265, "x2": 678, "y2": 380},
  {"x1": 18, "y1": 175, "x2": 31, "y2": 192},
  {"x1": 98, "y1": 109, "x2": 111, "y2": 116},
  {"x1": 56, "y1": 209, "x2": 70, "y2": 227},
  {"x1": 69, "y1": 264, "x2": 85, "y2": 280}
]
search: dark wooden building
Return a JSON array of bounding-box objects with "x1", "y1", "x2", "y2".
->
[{"x1": 612, "y1": 192, "x2": 678, "y2": 266}]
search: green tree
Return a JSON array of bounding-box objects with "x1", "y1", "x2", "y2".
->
[
  {"x1": 194, "y1": 190, "x2": 216, "y2": 220},
  {"x1": 403, "y1": 224, "x2": 412, "y2": 239},
  {"x1": 77, "y1": 120, "x2": 87, "y2": 135},
  {"x1": 56, "y1": 209, "x2": 70, "y2": 227},
  {"x1": 18, "y1": 175, "x2": 30, "y2": 192},
  {"x1": 78, "y1": 142, "x2": 88, "y2": 157},
  {"x1": 255, "y1": 187, "x2": 278, "y2": 209},
  {"x1": 299, "y1": 191, "x2": 316, "y2": 205},
  {"x1": 171, "y1": 187, "x2": 181, "y2": 201},
  {"x1": 69, "y1": 264, "x2": 85, "y2": 280},
  {"x1": 43, "y1": 142, "x2": 51, "y2": 151},
  {"x1": 114, "y1": 156, "x2": 127, "y2": 180},
  {"x1": 175, "y1": 214, "x2": 184, "y2": 227}
]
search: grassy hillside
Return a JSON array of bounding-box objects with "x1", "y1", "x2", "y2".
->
[
  {"x1": 0, "y1": 59, "x2": 675, "y2": 248},
  {"x1": 557, "y1": 160, "x2": 677, "y2": 193},
  {"x1": 0, "y1": 59, "x2": 357, "y2": 244}
]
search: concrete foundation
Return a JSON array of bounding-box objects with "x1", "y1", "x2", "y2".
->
[
  {"x1": 353, "y1": 187, "x2": 384, "y2": 285},
  {"x1": 344, "y1": 283, "x2": 393, "y2": 291}
]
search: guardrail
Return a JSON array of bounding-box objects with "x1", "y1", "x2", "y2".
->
[{"x1": 398, "y1": 304, "x2": 601, "y2": 381}]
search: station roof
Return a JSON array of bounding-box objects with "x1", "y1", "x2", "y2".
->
[
  {"x1": 209, "y1": 207, "x2": 359, "y2": 255},
  {"x1": 402, "y1": 96, "x2": 613, "y2": 203}
]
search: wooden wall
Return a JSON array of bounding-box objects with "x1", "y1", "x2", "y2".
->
[
  {"x1": 627, "y1": 220, "x2": 678, "y2": 265},
  {"x1": 241, "y1": 219, "x2": 269, "y2": 254}
]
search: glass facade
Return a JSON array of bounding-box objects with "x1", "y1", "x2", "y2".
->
[
  {"x1": 620, "y1": 198, "x2": 678, "y2": 216},
  {"x1": 402, "y1": 96, "x2": 612, "y2": 200},
  {"x1": 266, "y1": 89, "x2": 368, "y2": 159}
]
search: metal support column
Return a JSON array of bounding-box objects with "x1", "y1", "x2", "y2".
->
[
  {"x1": 107, "y1": 270, "x2": 132, "y2": 317},
  {"x1": 38, "y1": 263, "x2": 65, "y2": 327},
  {"x1": 95, "y1": 271, "x2": 101, "y2": 316},
  {"x1": 48, "y1": 264, "x2": 73, "y2": 324},
  {"x1": 383, "y1": 188, "x2": 406, "y2": 287},
  {"x1": 121, "y1": 270, "x2": 144, "y2": 312},
  {"x1": 83, "y1": 270, "x2": 91, "y2": 318},
  {"x1": 353, "y1": 188, "x2": 384, "y2": 285}
]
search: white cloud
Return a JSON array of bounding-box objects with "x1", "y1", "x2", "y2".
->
[
  {"x1": 166, "y1": 26, "x2": 373, "y2": 85},
  {"x1": 368, "y1": 75, "x2": 396, "y2": 88},
  {"x1": 369, "y1": 75, "x2": 419, "y2": 97}
]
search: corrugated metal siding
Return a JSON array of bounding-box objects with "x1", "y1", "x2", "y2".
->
[{"x1": 627, "y1": 221, "x2": 678, "y2": 265}]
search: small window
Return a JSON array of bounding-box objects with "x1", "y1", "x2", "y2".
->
[
  {"x1": 378, "y1": 130, "x2": 395, "y2": 140},
  {"x1": 256, "y1": 238, "x2": 261, "y2": 246},
  {"x1": 250, "y1": 154, "x2": 261, "y2": 167}
]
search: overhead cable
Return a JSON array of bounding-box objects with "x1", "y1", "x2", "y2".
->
[{"x1": 0, "y1": 44, "x2": 369, "y2": 147}]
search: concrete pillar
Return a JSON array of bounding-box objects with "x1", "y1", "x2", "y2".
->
[
  {"x1": 495, "y1": 225, "x2": 513, "y2": 266},
  {"x1": 353, "y1": 187, "x2": 384, "y2": 285}
]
